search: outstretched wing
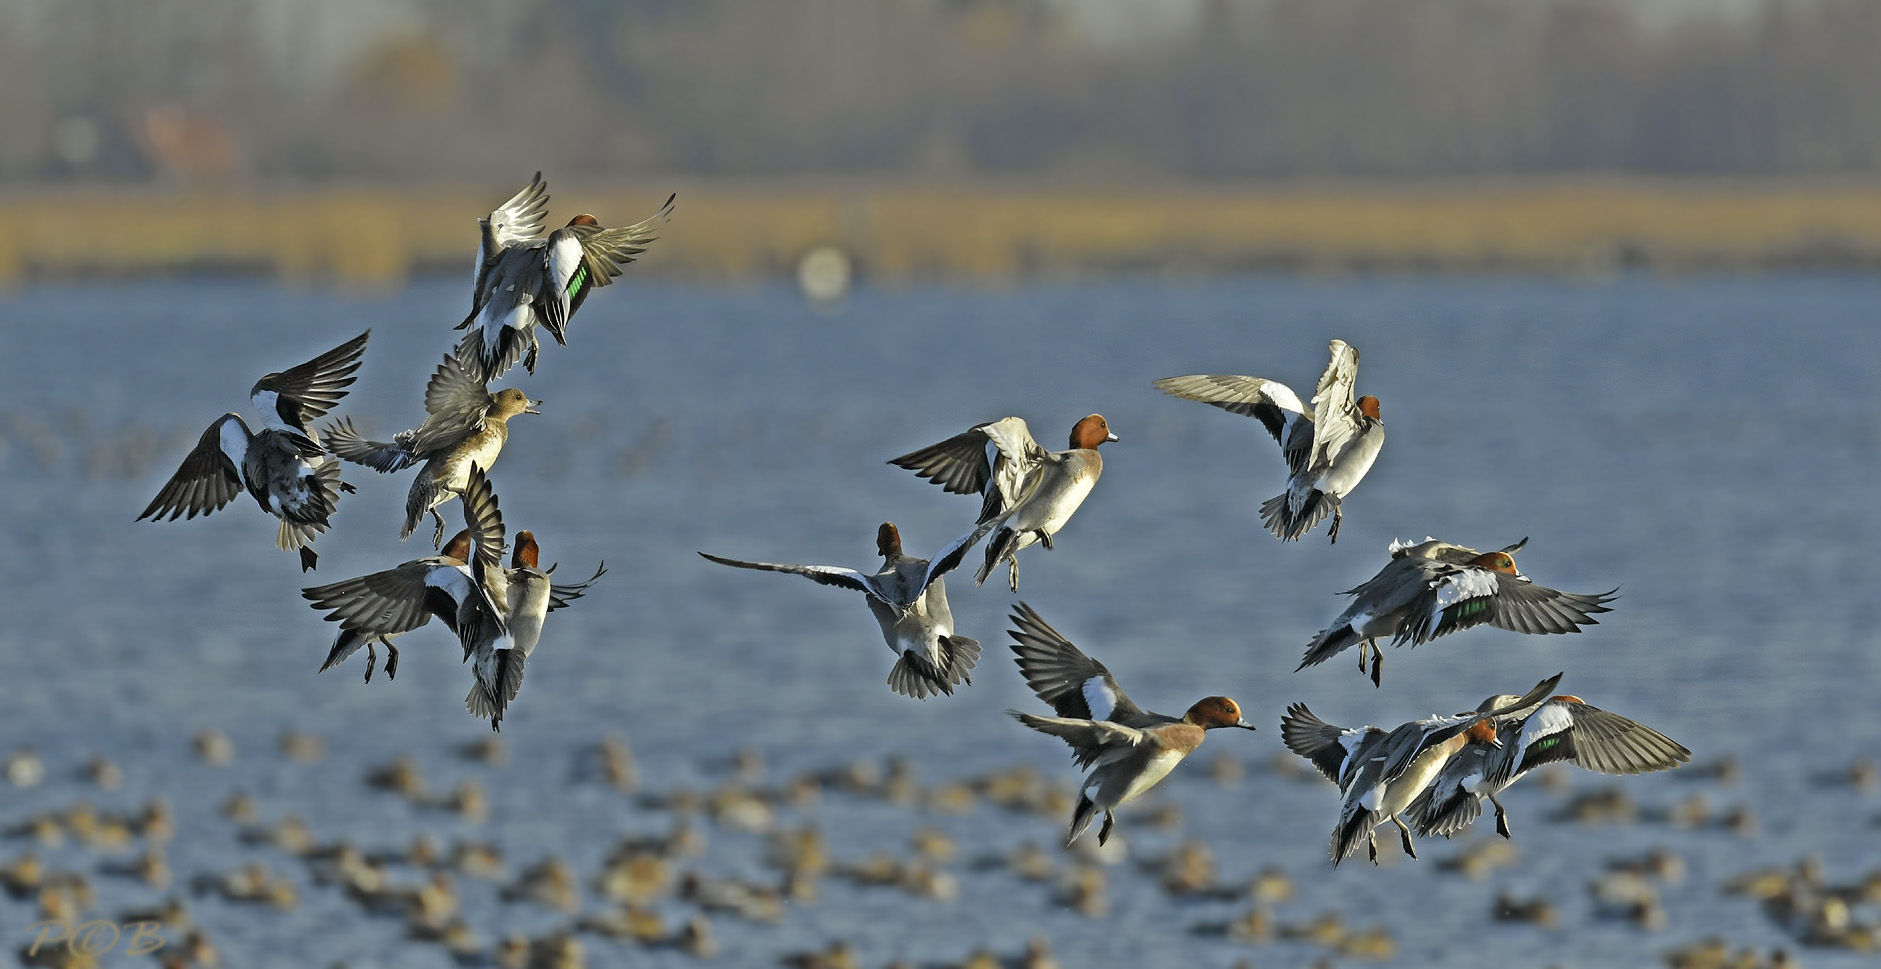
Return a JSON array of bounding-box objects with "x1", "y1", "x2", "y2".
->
[
  {"x1": 888, "y1": 416, "x2": 1045, "y2": 523},
  {"x1": 1306, "y1": 339, "x2": 1362, "y2": 472},
  {"x1": 1280, "y1": 703, "x2": 1375, "y2": 785},
  {"x1": 301, "y1": 559, "x2": 465, "y2": 636},
  {"x1": 460, "y1": 465, "x2": 507, "y2": 578},
  {"x1": 697, "y1": 552, "x2": 880, "y2": 600},
  {"x1": 920, "y1": 518, "x2": 998, "y2": 592},
  {"x1": 569, "y1": 193, "x2": 675, "y2": 292},
  {"x1": 1152, "y1": 373, "x2": 1313, "y2": 473},
  {"x1": 139, "y1": 415, "x2": 248, "y2": 522},
  {"x1": 546, "y1": 563, "x2": 608, "y2": 612},
  {"x1": 323, "y1": 416, "x2": 417, "y2": 473},
  {"x1": 1008, "y1": 602, "x2": 1147, "y2": 724},
  {"x1": 252, "y1": 331, "x2": 371, "y2": 443},
  {"x1": 1010, "y1": 711, "x2": 1145, "y2": 769},
  {"x1": 1486, "y1": 577, "x2": 1618, "y2": 636},
  {"x1": 400, "y1": 349, "x2": 493, "y2": 456},
  {"x1": 471, "y1": 172, "x2": 551, "y2": 310}
]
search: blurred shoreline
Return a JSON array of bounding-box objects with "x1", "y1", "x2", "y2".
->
[{"x1": 7, "y1": 177, "x2": 1881, "y2": 285}]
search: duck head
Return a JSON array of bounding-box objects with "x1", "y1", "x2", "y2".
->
[
  {"x1": 1357, "y1": 395, "x2": 1382, "y2": 421},
  {"x1": 876, "y1": 523, "x2": 902, "y2": 559},
  {"x1": 512, "y1": 531, "x2": 540, "y2": 570},
  {"x1": 1184, "y1": 696, "x2": 1257, "y2": 730},
  {"x1": 490, "y1": 388, "x2": 541, "y2": 418},
  {"x1": 1069, "y1": 414, "x2": 1119, "y2": 450},
  {"x1": 441, "y1": 529, "x2": 475, "y2": 563},
  {"x1": 1466, "y1": 719, "x2": 1504, "y2": 748},
  {"x1": 566, "y1": 214, "x2": 601, "y2": 228},
  {"x1": 1469, "y1": 551, "x2": 1524, "y2": 578}
]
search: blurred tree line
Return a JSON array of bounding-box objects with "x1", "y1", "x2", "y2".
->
[{"x1": 3, "y1": 0, "x2": 1878, "y2": 185}]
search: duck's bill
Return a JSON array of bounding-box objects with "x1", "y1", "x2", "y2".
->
[
  {"x1": 1106, "y1": 431, "x2": 1120, "y2": 442},
  {"x1": 525, "y1": 399, "x2": 543, "y2": 414},
  {"x1": 1234, "y1": 719, "x2": 1257, "y2": 731}
]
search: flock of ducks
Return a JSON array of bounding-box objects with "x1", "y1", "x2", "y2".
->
[
  {"x1": 1, "y1": 174, "x2": 1856, "y2": 960},
  {"x1": 137, "y1": 171, "x2": 1690, "y2": 860},
  {"x1": 138, "y1": 173, "x2": 669, "y2": 729},
  {"x1": 700, "y1": 332, "x2": 1692, "y2": 864}
]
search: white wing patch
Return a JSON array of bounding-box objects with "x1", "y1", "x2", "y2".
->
[
  {"x1": 1513, "y1": 702, "x2": 1575, "y2": 774},
  {"x1": 217, "y1": 416, "x2": 250, "y2": 468},
  {"x1": 1081, "y1": 676, "x2": 1120, "y2": 721},
  {"x1": 1422, "y1": 567, "x2": 1501, "y2": 635}
]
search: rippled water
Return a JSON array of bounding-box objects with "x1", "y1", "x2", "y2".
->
[{"x1": 3, "y1": 275, "x2": 1879, "y2": 967}]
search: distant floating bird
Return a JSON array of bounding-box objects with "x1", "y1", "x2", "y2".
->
[
  {"x1": 1280, "y1": 672, "x2": 1561, "y2": 866},
  {"x1": 1298, "y1": 537, "x2": 1616, "y2": 686},
  {"x1": 700, "y1": 521, "x2": 994, "y2": 699},
  {"x1": 457, "y1": 172, "x2": 673, "y2": 379},
  {"x1": 1154, "y1": 338, "x2": 1382, "y2": 543},
  {"x1": 324, "y1": 348, "x2": 540, "y2": 546},
  {"x1": 1005, "y1": 603, "x2": 1255, "y2": 846},
  {"x1": 138, "y1": 331, "x2": 369, "y2": 570},
  {"x1": 1409, "y1": 692, "x2": 1690, "y2": 840},
  {"x1": 888, "y1": 414, "x2": 1117, "y2": 590}
]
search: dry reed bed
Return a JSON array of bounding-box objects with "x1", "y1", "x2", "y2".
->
[{"x1": 5, "y1": 181, "x2": 1881, "y2": 284}]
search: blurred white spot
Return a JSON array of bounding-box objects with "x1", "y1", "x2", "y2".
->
[{"x1": 797, "y1": 245, "x2": 852, "y2": 303}]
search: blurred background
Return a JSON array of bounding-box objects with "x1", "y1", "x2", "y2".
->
[
  {"x1": 4, "y1": 2, "x2": 1880, "y2": 968},
  {"x1": 6, "y1": 0, "x2": 1881, "y2": 281}
]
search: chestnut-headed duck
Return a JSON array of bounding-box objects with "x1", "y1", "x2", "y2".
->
[
  {"x1": 1155, "y1": 338, "x2": 1383, "y2": 543},
  {"x1": 457, "y1": 176, "x2": 674, "y2": 379},
  {"x1": 889, "y1": 414, "x2": 1117, "y2": 591},
  {"x1": 1280, "y1": 672, "x2": 1562, "y2": 866},
  {"x1": 1299, "y1": 536, "x2": 1617, "y2": 686},
  {"x1": 1410, "y1": 692, "x2": 1689, "y2": 840},
  {"x1": 139, "y1": 331, "x2": 370, "y2": 571},
  {"x1": 699, "y1": 519, "x2": 997, "y2": 699},
  {"x1": 324, "y1": 347, "x2": 540, "y2": 546},
  {"x1": 303, "y1": 466, "x2": 602, "y2": 729},
  {"x1": 1005, "y1": 603, "x2": 1255, "y2": 846}
]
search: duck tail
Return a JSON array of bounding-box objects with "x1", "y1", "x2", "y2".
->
[
  {"x1": 975, "y1": 528, "x2": 1017, "y2": 586},
  {"x1": 1260, "y1": 489, "x2": 1331, "y2": 542},
  {"x1": 1067, "y1": 794, "x2": 1099, "y2": 847},
  {"x1": 1297, "y1": 624, "x2": 1358, "y2": 671},
  {"x1": 886, "y1": 649, "x2": 950, "y2": 700},
  {"x1": 1332, "y1": 808, "x2": 1374, "y2": 867},
  {"x1": 402, "y1": 473, "x2": 443, "y2": 542},
  {"x1": 320, "y1": 628, "x2": 366, "y2": 673},
  {"x1": 940, "y1": 636, "x2": 981, "y2": 686}
]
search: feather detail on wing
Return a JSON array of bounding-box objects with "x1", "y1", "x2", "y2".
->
[
  {"x1": 139, "y1": 415, "x2": 247, "y2": 521},
  {"x1": 1006, "y1": 602, "x2": 1144, "y2": 723}
]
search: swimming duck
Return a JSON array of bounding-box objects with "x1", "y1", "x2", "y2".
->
[
  {"x1": 138, "y1": 331, "x2": 369, "y2": 570},
  {"x1": 323, "y1": 348, "x2": 540, "y2": 546},
  {"x1": 1005, "y1": 603, "x2": 1255, "y2": 846},
  {"x1": 1409, "y1": 693, "x2": 1690, "y2": 840},
  {"x1": 1299, "y1": 537, "x2": 1616, "y2": 686},
  {"x1": 700, "y1": 520, "x2": 995, "y2": 699},
  {"x1": 1280, "y1": 672, "x2": 1561, "y2": 866},
  {"x1": 888, "y1": 414, "x2": 1117, "y2": 590},
  {"x1": 457, "y1": 175, "x2": 674, "y2": 379},
  {"x1": 1154, "y1": 338, "x2": 1382, "y2": 543}
]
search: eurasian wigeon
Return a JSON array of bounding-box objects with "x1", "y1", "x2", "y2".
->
[
  {"x1": 1005, "y1": 603, "x2": 1255, "y2": 846},
  {"x1": 1299, "y1": 536, "x2": 1617, "y2": 686},
  {"x1": 1280, "y1": 672, "x2": 1562, "y2": 866},
  {"x1": 699, "y1": 520, "x2": 996, "y2": 699},
  {"x1": 302, "y1": 466, "x2": 601, "y2": 728},
  {"x1": 457, "y1": 175, "x2": 674, "y2": 379},
  {"x1": 1409, "y1": 691, "x2": 1690, "y2": 840},
  {"x1": 889, "y1": 414, "x2": 1117, "y2": 591},
  {"x1": 139, "y1": 331, "x2": 370, "y2": 571},
  {"x1": 1155, "y1": 338, "x2": 1383, "y2": 543},
  {"x1": 323, "y1": 347, "x2": 540, "y2": 546}
]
